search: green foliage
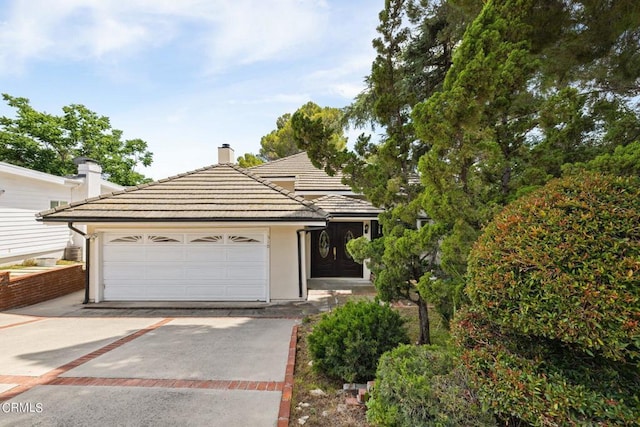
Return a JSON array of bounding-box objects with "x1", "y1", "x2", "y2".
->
[
  {"x1": 236, "y1": 153, "x2": 264, "y2": 168},
  {"x1": 564, "y1": 140, "x2": 640, "y2": 177},
  {"x1": 260, "y1": 101, "x2": 345, "y2": 162},
  {"x1": 307, "y1": 300, "x2": 409, "y2": 383},
  {"x1": 468, "y1": 172, "x2": 640, "y2": 362},
  {"x1": 455, "y1": 309, "x2": 640, "y2": 426},
  {"x1": 300, "y1": 0, "x2": 475, "y2": 345},
  {"x1": 414, "y1": 0, "x2": 539, "y2": 279},
  {"x1": 367, "y1": 344, "x2": 495, "y2": 427},
  {"x1": 0, "y1": 94, "x2": 153, "y2": 186},
  {"x1": 458, "y1": 172, "x2": 640, "y2": 425}
]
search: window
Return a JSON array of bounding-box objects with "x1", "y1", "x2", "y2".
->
[{"x1": 50, "y1": 200, "x2": 68, "y2": 209}]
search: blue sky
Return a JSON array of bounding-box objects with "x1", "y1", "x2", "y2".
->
[{"x1": 0, "y1": 0, "x2": 382, "y2": 180}]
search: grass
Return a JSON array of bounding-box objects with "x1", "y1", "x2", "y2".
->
[
  {"x1": 289, "y1": 298, "x2": 451, "y2": 426},
  {"x1": 0, "y1": 259, "x2": 82, "y2": 270}
]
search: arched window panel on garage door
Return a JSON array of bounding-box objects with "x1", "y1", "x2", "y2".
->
[
  {"x1": 107, "y1": 235, "x2": 143, "y2": 244},
  {"x1": 146, "y1": 234, "x2": 183, "y2": 243},
  {"x1": 188, "y1": 235, "x2": 224, "y2": 243},
  {"x1": 226, "y1": 234, "x2": 264, "y2": 244}
]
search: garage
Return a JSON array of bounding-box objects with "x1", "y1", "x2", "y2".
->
[
  {"x1": 37, "y1": 162, "x2": 328, "y2": 303},
  {"x1": 102, "y1": 230, "x2": 268, "y2": 301}
]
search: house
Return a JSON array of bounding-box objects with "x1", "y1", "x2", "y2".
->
[
  {"x1": 249, "y1": 151, "x2": 382, "y2": 279},
  {"x1": 0, "y1": 159, "x2": 123, "y2": 266},
  {"x1": 37, "y1": 145, "x2": 381, "y2": 303}
]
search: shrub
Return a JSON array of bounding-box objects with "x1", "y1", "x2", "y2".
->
[
  {"x1": 467, "y1": 172, "x2": 640, "y2": 362},
  {"x1": 458, "y1": 172, "x2": 640, "y2": 425},
  {"x1": 366, "y1": 344, "x2": 495, "y2": 427},
  {"x1": 307, "y1": 300, "x2": 409, "y2": 382}
]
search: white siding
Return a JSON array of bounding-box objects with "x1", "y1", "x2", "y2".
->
[
  {"x1": 0, "y1": 208, "x2": 70, "y2": 259},
  {"x1": 0, "y1": 170, "x2": 74, "y2": 262},
  {"x1": 0, "y1": 172, "x2": 73, "y2": 210}
]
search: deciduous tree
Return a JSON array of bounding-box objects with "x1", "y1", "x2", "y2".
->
[
  {"x1": 0, "y1": 94, "x2": 153, "y2": 186},
  {"x1": 259, "y1": 102, "x2": 346, "y2": 162}
]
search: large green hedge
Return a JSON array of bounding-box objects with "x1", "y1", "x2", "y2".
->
[
  {"x1": 467, "y1": 172, "x2": 640, "y2": 362},
  {"x1": 458, "y1": 172, "x2": 640, "y2": 425}
]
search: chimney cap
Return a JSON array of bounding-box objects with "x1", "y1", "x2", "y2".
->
[
  {"x1": 73, "y1": 156, "x2": 99, "y2": 165},
  {"x1": 221, "y1": 143, "x2": 231, "y2": 148}
]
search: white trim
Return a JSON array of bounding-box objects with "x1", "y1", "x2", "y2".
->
[
  {"x1": 0, "y1": 161, "x2": 81, "y2": 186},
  {"x1": 87, "y1": 221, "x2": 327, "y2": 229},
  {"x1": 328, "y1": 216, "x2": 379, "y2": 221}
]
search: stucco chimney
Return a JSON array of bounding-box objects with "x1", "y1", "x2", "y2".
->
[
  {"x1": 217, "y1": 144, "x2": 235, "y2": 164},
  {"x1": 75, "y1": 157, "x2": 102, "y2": 198}
]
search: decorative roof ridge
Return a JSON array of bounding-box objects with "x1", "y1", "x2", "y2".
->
[
  {"x1": 248, "y1": 151, "x2": 308, "y2": 170},
  {"x1": 37, "y1": 164, "x2": 225, "y2": 218},
  {"x1": 229, "y1": 164, "x2": 329, "y2": 218}
]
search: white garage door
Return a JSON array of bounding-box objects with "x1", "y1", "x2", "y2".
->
[{"x1": 102, "y1": 230, "x2": 268, "y2": 301}]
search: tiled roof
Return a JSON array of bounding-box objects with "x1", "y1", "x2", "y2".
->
[
  {"x1": 250, "y1": 152, "x2": 352, "y2": 192},
  {"x1": 312, "y1": 195, "x2": 382, "y2": 217},
  {"x1": 37, "y1": 164, "x2": 328, "y2": 223}
]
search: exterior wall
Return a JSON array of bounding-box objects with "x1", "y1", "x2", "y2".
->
[
  {"x1": 269, "y1": 180, "x2": 295, "y2": 193},
  {"x1": 0, "y1": 171, "x2": 74, "y2": 265},
  {"x1": 269, "y1": 225, "x2": 301, "y2": 301},
  {"x1": 0, "y1": 163, "x2": 122, "y2": 266},
  {"x1": 0, "y1": 265, "x2": 85, "y2": 311}
]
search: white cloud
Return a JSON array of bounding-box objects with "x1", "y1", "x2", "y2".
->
[
  {"x1": 202, "y1": 1, "x2": 328, "y2": 69},
  {"x1": 0, "y1": 0, "x2": 329, "y2": 74},
  {"x1": 303, "y1": 53, "x2": 373, "y2": 100}
]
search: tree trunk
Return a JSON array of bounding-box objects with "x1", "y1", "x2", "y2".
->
[{"x1": 417, "y1": 295, "x2": 431, "y2": 345}]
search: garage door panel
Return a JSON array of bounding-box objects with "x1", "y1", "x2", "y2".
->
[
  {"x1": 144, "y1": 246, "x2": 185, "y2": 261},
  {"x1": 103, "y1": 263, "x2": 146, "y2": 279},
  {"x1": 226, "y1": 247, "x2": 266, "y2": 262},
  {"x1": 102, "y1": 231, "x2": 269, "y2": 301},
  {"x1": 185, "y1": 285, "x2": 227, "y2": 298},
  {"x1": 226, "y1": 284, "x2": 267, "y2": 298},
  {"x1": 184, "y1": 264, "x2": 225, "y2": 279},
  {"x1": 145, "y1": 265, "x2": 185, "y2": 280},
  {"x1": 185, "y1": 247, "x2": 226, "y2": 261},
  {"x1": 104, "y1": 285, "x2": 147, "y2": 300},
  {"x1": 227, "y1": 264, "x2": 267, "y2": 280},
  {"x1": 103, "y1": 246, "x2": 141, "y2": 262}
]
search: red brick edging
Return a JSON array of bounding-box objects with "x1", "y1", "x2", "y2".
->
[
  {"x1": 0, "y1": 318, "x2": 299, "y2": 426},
  {"x1": 0, "y1": 317, "x2": 43, "y2": 330},
  {"x1": 278, "y1": 324, "x2": 298, "y2": 427},
  {"x1": 0, "y1": 318, "x2": 172, "y2": 402}
]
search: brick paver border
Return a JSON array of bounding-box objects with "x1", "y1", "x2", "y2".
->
[
  {"x1": 0, "y1": 317, "x2": 43, "y2": 330},
  {"x1": 0, "y1": 318, "x2": 299, "y2": 427}
]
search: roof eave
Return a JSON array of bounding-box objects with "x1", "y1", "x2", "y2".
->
[{"x1": 37, "y1": 216, "x2": 329, "y2": 223}]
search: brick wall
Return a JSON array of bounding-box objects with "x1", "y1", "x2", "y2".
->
[{"x1": 0, "y1": 265, "x2": 85, "y2": 311}]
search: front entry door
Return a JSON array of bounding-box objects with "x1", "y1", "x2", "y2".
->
[{"x1": 311, "y1": 222, "x2": 363, "y2": 278}]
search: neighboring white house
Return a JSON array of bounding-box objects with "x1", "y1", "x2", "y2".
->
[
  {"x1": 0, "y1": 159, "x2": 123, "y2": 266},
  {"x1": 38, "y1": 146, "x2": 382, "y2": 303}
]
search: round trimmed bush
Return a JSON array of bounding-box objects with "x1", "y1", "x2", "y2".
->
[
  {"x1": 467, "y1": 172, "x2": 640, "y2": 362},
  {"x1": 307, "y1": 300, "x2": 409, "y2": 382},
  {"x1": 459, "y1": 172, "x2": 640, "y2": 425}
]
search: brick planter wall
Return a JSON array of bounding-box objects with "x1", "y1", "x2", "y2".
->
[{"x1": 0, "y1": 265, "x2": 85, "y2": 311}]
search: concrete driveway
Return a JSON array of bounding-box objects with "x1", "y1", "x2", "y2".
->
[{"x1": 0, "y1": 293, "x2": 297, "y2": 427}]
